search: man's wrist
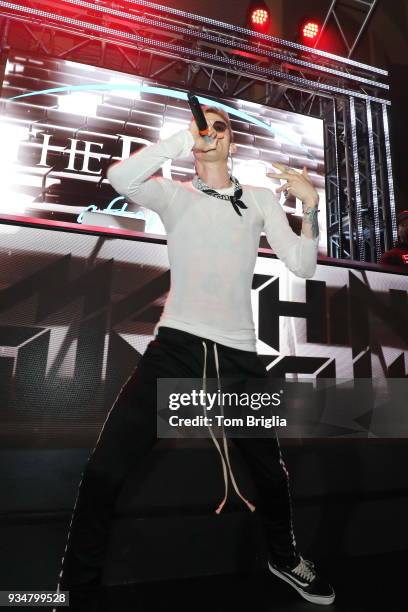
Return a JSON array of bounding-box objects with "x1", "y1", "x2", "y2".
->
[
  {"x1": 169, "y1": 128, "x2": 195, "y2": 158},
  {"x1": 184, "y1": 128, "x2": 195, "y2": 149},
  {"x1": 302, "y1": 194, "x2": 319, "y2": 209},
  {"x1": 301, "y1": 200, "x2": 320, "y2": 240}
]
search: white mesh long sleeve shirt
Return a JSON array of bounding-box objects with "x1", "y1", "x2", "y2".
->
[{"x1": 107, "y1": 129, "x2": 319, "y2": 351}]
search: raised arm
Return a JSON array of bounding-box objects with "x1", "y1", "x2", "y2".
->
[
  {"x1": 257, "y1": 188, "x2": 319, "y2": 279},
  {"x1": 107, "y1": 128, "x2": 195, "y2": 217},
  {"x1": 262, "y1": 163, "x2": 320, "y2": 278}
]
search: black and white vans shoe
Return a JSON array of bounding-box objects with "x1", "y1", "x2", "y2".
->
[{"x1": 268, "y1": 555, "x2": 335, "y2": 605}]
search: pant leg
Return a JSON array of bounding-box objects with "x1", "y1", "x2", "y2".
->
[
  {"x1": 230, "y1": 434, "x2": 300, "y2": 567},
  {"x1": 213, "y1": 346, "x2": 300, "y2": 567},
  {"x1": 58, "y1": 335, "x2": 190, "y2": 589}
]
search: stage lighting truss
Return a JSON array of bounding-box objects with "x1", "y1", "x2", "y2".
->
[
  {"x1": 0, "y1": 0, "x2": 397, "y2": 262},
  {"x1": 313, "y1": 0, "x2": 379, "y2": 59}
]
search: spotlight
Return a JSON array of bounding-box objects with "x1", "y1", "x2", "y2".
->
[
  {"x1": 247, "y1": 1, "x2": 271, "y2": 33},
  {"x1": 301, "y1": 20, "x2": 321, "y2": 44}
]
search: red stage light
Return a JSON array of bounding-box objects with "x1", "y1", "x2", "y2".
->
[
  {"x1": 247, "y1": 1, "x2": 271, "y2": 32},
  {"x1": 251, "y1": 8, "x2": 269, "y2": 26},
  {"x1": 302, "y1": 20, "x2": 320, "y2": 41}
]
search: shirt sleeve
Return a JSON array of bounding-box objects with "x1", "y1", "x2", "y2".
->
[
  {"x1": 257, "y1": 188, "x2": 320, "y2": 278},
  {"x1": 106, "y1": 128, "x2": 195, "y2": 217}
]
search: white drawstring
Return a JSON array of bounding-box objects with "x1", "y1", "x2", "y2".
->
[
  {"x1": 201, "y1": 340, "x2": 229, "y2": 514},
  {"x1": 202, "y1": 340, "x2": 256, "y2": 514}
]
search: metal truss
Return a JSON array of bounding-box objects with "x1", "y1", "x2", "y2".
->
[
  {"x1": 323, "y1": 96, "x2": 397, "y2": 261},
  {"x1": 0, "y1": 0, "x2": 398, "y2": 262},
  {"x1": 314, "y1": 0, "x2": 379, "y2": 58}
]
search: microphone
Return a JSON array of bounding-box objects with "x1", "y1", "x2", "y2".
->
[{"x1": 187, "y1": 93, "x2": 214, "y2": 142}]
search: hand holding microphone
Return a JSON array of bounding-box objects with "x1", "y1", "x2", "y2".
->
[{"x1": 187, "y1": 93, "x2": 217, "y2": 152}]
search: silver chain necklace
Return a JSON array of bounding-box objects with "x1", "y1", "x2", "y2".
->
[{"x1": 192, "y1": 174, "x2": 248, "y2": 217}]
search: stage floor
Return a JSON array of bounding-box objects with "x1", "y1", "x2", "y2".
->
[{"x1": 47, "y1": 550, "x2": 405, "y2": 612}]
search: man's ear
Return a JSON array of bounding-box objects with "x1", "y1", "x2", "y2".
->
[{"x1": 229, "y1": 142, "x2": 238, "y2": 154}]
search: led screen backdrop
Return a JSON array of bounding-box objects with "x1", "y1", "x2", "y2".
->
[
  {"x1": 0, "y1": 52, "x2": 327, "y2": 252},
  {"x1": 0, "y1": 224, "x2": 406, "y2": 449}
]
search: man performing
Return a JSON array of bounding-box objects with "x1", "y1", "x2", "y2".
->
[{"x1": 55, "y1": 105, "x2": 335, "y2": 609}]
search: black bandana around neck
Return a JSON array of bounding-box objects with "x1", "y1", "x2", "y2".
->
[{"x1": 192, "y1": 174, "x2": 248, "y2": 217}]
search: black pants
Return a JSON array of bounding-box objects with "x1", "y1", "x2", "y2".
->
[{"x1": 58, "y1": 326, "x2": 300, "y2": 589}]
